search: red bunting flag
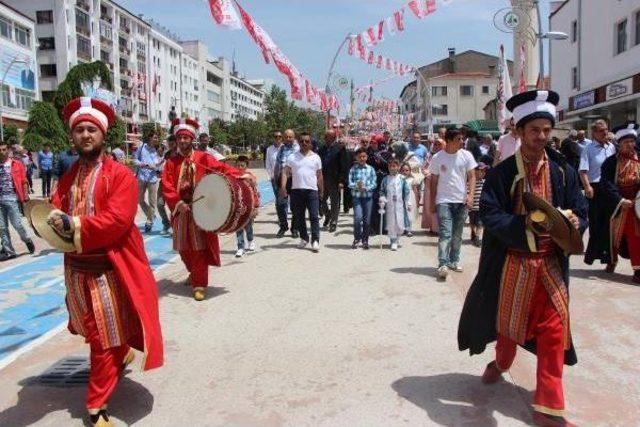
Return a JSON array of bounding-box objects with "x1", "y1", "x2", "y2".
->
[{"x1": 394, "y1": 9, "x2": 405, "y2": 31}]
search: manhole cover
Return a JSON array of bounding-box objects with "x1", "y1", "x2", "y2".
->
[{"x1": 34, "y1": 356, "x2": 90, "y2": 387}]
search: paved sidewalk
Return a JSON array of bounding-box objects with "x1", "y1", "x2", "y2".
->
[{"x1": 0, "y1": 182, "x2": 638, "y2": 426}]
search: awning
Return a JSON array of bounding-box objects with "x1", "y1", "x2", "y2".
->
[{"x1": 463, "y1": 119, "x2": 501, "y2": 137}]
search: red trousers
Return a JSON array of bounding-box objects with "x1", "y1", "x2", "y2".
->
[
  {"x1": 84, "y1": 307, "x2": 130, "y2": 413},
  {"x1": 495, "y1": 279, "x2": 566, "y2": 416},
  {"x1": 623, "y1": 212, "x2": 640, "y2": 269},
  {"x1": 179, "y1": 250, "x2": 209, "y2": 287}
]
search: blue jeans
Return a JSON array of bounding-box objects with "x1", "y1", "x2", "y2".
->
[
  {"x1": 290, "y1": 189, "x2": 320, "y2": 243},
  {"x1": 352, "y1": 197, "x2": 373, "y2": 242},
  {"x1": 436, "y1": 203, "x2": 467, "y2": 267},
  {"x1": 273, "y1": 178, "x2": 290, "y2": 230},
  {"x1": 0, "y1": 200, "x2": 31, "y2": 256},
  {"x1": 236, "y1": 220, "x2": 254, "y2": 250}
]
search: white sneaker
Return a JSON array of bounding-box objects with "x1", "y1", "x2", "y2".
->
[
  {"x1": 390, "y1": 242, "x2": 398, "y2": 251},
  {"x1": 247, "y1": 241, "x2": 256, "y2": 251},
  {"x1": 449, "y1": 264, "x2": 463, "y2": 273},
  {"x1": 297, "y1": 239, "x2": 309, "y2": 249},
  {"x1": 311, "y1": 241, "x2": 320, "y2": 252},
  {"x1": 235, "y1": 249, "x2": 244, "y2": 258},
  {"x1": 437, "y1": 265, "x2": 449, "y2": 279}
]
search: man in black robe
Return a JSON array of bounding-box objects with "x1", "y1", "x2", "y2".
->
[{"x1": 458, "y1": 90, "x2": 588, "y2": 427}]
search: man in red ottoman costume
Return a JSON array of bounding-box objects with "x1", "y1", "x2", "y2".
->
[
  {"x1": 49, "y1": 96, "x2": 164, "y2": 427},
  {"x1": 162, "y1": 118, "x2": 254, "y2": 301}
]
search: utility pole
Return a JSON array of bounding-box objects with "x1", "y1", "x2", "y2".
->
[{"x1": 349, "y1": 79, "x2": 355, "y2": 126}]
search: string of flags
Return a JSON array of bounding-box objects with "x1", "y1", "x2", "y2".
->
[
  {"x1": 348, "y1": 35, "x2": 416, "y2": 76},
  {"x1": 207, "y1": 0, "x2": 339, "y2": 111}
]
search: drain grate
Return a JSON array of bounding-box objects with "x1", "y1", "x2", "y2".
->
[{"x1": 34, "y1": 356, "x2": 90, "y2": 387}]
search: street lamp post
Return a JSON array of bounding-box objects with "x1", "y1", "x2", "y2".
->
[
  {"x1": 324, "y1": 34, "x2": 352, "y2": 127},
  {"x1": 533, "y1": 0, "x2": 568, "y2": 87},
  {"x1": 0, "y1": 57, "x2": 28, "y2": 142}
]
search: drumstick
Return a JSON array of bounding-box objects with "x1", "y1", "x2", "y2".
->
[{"x1": 189, "y1": 195, "x2": 205, "y2": 206}]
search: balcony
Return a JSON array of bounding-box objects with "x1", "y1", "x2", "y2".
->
[
  {"x1": 76, "y1": 0, "x2": 90, "y2": 12},
  {"x1": 119, "y1": 25, "x2": 130, "y2": 35},
  {"x1": 77, "y1": 49, "x2": 91, "y2": 61},
  {"x1": 100, "y1": 14, "x2": 112, "y2": 24},
  {"x1": 136, "y1": 51, "x2": 145, "y2": 61},
  {"x1": 118, "y1": 45, "x2": 130, "y2": 56},
  {"x1": 76, "y1": 25, "x2": 90, "y2": 37},
  {"x1": 100, "y1": 36, "x2": 112, "y2": 49}
]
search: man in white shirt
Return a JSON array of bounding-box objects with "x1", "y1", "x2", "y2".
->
[
  {"x1": 429, "y1": 128, "x2": 477, "y2": 279},
  {"x1": 265, "y1": 131, "x2": 283, "y2": 210},
  {"x1": 280, "y1": 132, "x2": 324, "y2": 252},
  {"x1": 496, "y1": 119, "x2": 521, "y2": 164}
]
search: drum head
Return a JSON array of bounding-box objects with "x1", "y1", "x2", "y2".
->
[{"x1": 192, "y1": 174, "x2": 233, "y2": 232}]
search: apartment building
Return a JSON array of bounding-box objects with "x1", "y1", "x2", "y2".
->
[
  {"x1": 0, "y1": 1, "x2": 39, "y2": 127},
  {"x1": 550, "y1": 0, "x2": 640, "y2": 129}
]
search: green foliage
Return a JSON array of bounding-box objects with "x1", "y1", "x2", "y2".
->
[
  {"x1": 106, "y1": 117, "x2": 126, "y2": 149},
  {"x1": 1, "y1": 123, "x2": 19, "y2": 144},
  {"x1": 53, "y1": 61, "x2": 113, "y2": 120},
  {"x1": 263, "y1": 85, "x2": 327, "y2": 140},
  {"x1": 208, "y1": 119, "x2": 229, "y2": 146},
  {"x1": 141, "y1": 122, "x2": 166, "y2": 143},
  {"x1": 227, "y1": 116, "x2": 267, "y2": 149},
  {"x1": 22, "y1": 102, "x2": 69, "y2": 152}
]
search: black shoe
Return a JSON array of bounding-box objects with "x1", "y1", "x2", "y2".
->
[
  {"x1": 276, "y1": 228, "x2": 287, "y2": 238},
  {"x1": 406, "y1": 231, "x2": 413, "y2": 238},
  {"x1": 472, "y1": 236, "x2": 482, "y2": 247},
  {"x1": 323, "y1": 219, "x2": 330, "y2": 228},
  {"x1": 352, "y1": 240, "x2": 360, "y2": 249},
  {"x1": 0, "y1": 253, "x2": 17, "y2": 262},
  {"x1": 362, "y1": 241, "x2": 370, "y2": 250},
  {"x1": 25, "y1": 240, "x2": 35, "y2": 254},
  {"x1": 291, "y1": 230, "x2": 299, "y2": 238},
  {"x1": 144, "y1": 223, "x2": 152, "y2": 233},
  {"x1": 329, "y1": 224, "x2": 337, "y2": 233}
]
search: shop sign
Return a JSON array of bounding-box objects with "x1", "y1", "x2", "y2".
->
[
  {"x1": 573, "y1": 90, "x2": 595, "y2": 110},
  {"x1": 606, "y1": 78, "x2": 633, "y2": 101}
]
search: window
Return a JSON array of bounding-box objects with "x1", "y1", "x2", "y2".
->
[
  {"x1": 14, "y1": 25, "x2": 30, "y2": 47},
  {"x1": 571, "y1": 66, "x2": 579, "y2": 89},
  {"x1": 77, "y1": 36, "x2": 91, "y2": 55},
  {"x1": 635, "y1": 10, "x2": 640, "y2": 46},
  {"x1": 76, "y1": 10, "x2": 89, "y2": 30},
  {"x1": 42, "y1": 91, "x2": 56, "y2": 102},
  {"x1": 432, "y1": 104, "x2": 448, "y2": 116},
  {"x1": 100, "y1": 50, "x2": 109, "y2": 62},
  {"x1": 616, "y1": 19, "x2": 628, "y2": 54},
  {"x1": 36, "y1": 10, "x2": 54, "y2": 24},
  {"x1": 431, "y1": 86, "x2": 447, "y2": 97},
  {"x1": 460, "y1": 85, "x2": 474, "y2": 96},
  {"x1": 40, "y1": 64, "x2": 57, "y2": 77},
  {"x1": 0, "y1": 16, "x2": 11, "y2": 39},
  {"x1": 39, "y1": 37, "x2": 55, "y2": 50},
  {"x1": 571, "y1": 20, "x2": 578, "y2": 43},
  {"x1": 100, "y1": 22, "x2": 112, "y2": 39},
  {"x1": 482, "y1": 86, "x2": 490, "y2": 94}
]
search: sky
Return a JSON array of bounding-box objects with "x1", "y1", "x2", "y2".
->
[{"x1": 117, "y1": 0, "x2": 552, "y2": 110}]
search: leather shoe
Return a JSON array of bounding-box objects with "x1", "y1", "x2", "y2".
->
[
  {"x1": 481, "y1": 361, "x2": 503, "y2": 384},
  {"x1": 291, "y1": 230, "x2": 299, "y2": 238},
  {"x1": 329, "y1": 224, "x2": 337, "y2": 233},
  {"x1": 532, "y1": 411, "x2": 576, "y2": 427},
  {"x1": 633, "y1": 271, "x2": 640, "y2": 285},
  {"x1": 193, "y1": 287, "x2": 206, "y2": 301},
  {"x1": 276, "y1": 228, "x2": 287, "y2": 238}
]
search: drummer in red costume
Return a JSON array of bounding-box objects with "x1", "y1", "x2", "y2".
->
[
  {"x1": 162, "y1": 118, "x2": 254, "y2": 301},
  {"x1": 600, "y1": 122, "x2": 640, "y2": 283},
  {"x1": 48, "y1": 96, "x2": 163, "y2": 427}
]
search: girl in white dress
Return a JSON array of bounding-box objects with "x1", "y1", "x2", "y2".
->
[{"x1": 379, "y1": 158, "x2": 411, "y2": 250}]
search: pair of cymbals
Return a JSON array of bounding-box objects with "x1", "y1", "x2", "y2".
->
[{"x1": 23, "y1": 200, "x2": 76, "y2": 252}]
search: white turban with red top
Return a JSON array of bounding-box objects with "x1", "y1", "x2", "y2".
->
[
  {"x1": 172, "y1": 118, "x2": 199, "y2": 140},
  {"x1": 62, "y1": 97, "x2": 116, "y2": 135}
]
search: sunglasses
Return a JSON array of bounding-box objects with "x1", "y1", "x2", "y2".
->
[
  {"x1": 301, "y1": 139, "x2": 312, "y2": 143},
  {"x1": 274, "y1": 135, "x2": 282, "y2": 138}
]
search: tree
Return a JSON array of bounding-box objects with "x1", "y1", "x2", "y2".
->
[
  {"x1": 208, "y1": 119, "x2": 229, "y2": 146},
  {"x1": 141, "y1": 122, "x2": 166, "y2": 143},
  {"x1": 263, "y1": 85, "x2": 297, "y2": 134},
  {"x1": 1, "y1": 123, "x2": 19, "y2": 144},
  {"x1": 22, "y1": 102, "x2": 69, "y2": 152},
  {"x1": 227, "y1": 116, "x2": 267, "y2": 151},
  {"x1": 53, "y1": 61, "x2": 124, "y2": 148}
]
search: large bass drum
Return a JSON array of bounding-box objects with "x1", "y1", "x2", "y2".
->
[{"x1": 192, "y1": 172, "x2": 259, "y2": 234}]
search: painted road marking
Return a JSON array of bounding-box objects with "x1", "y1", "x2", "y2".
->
[{"x1": 0, "y1": 180, "x2": 274, "y2": 368}]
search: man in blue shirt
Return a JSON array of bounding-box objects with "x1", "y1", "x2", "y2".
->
[
  {"x1": 579, "y1": 119, "x2": 616, "y2": 266},
  {"x1": 274, "y1": 129, "x2": 300, "y2": 238},
  {"x1": 407, "y1": 132, "x2": 428, "y2": 166},
  {"x1": 134, "y1": 131, "x2": 163, "y2": 232},
  {"x1": 37, "y1": 144, "x2": 54, "y2": 198},
  {"x1": 54, "y1": 146, "x2": 78, "y2": 180}
]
